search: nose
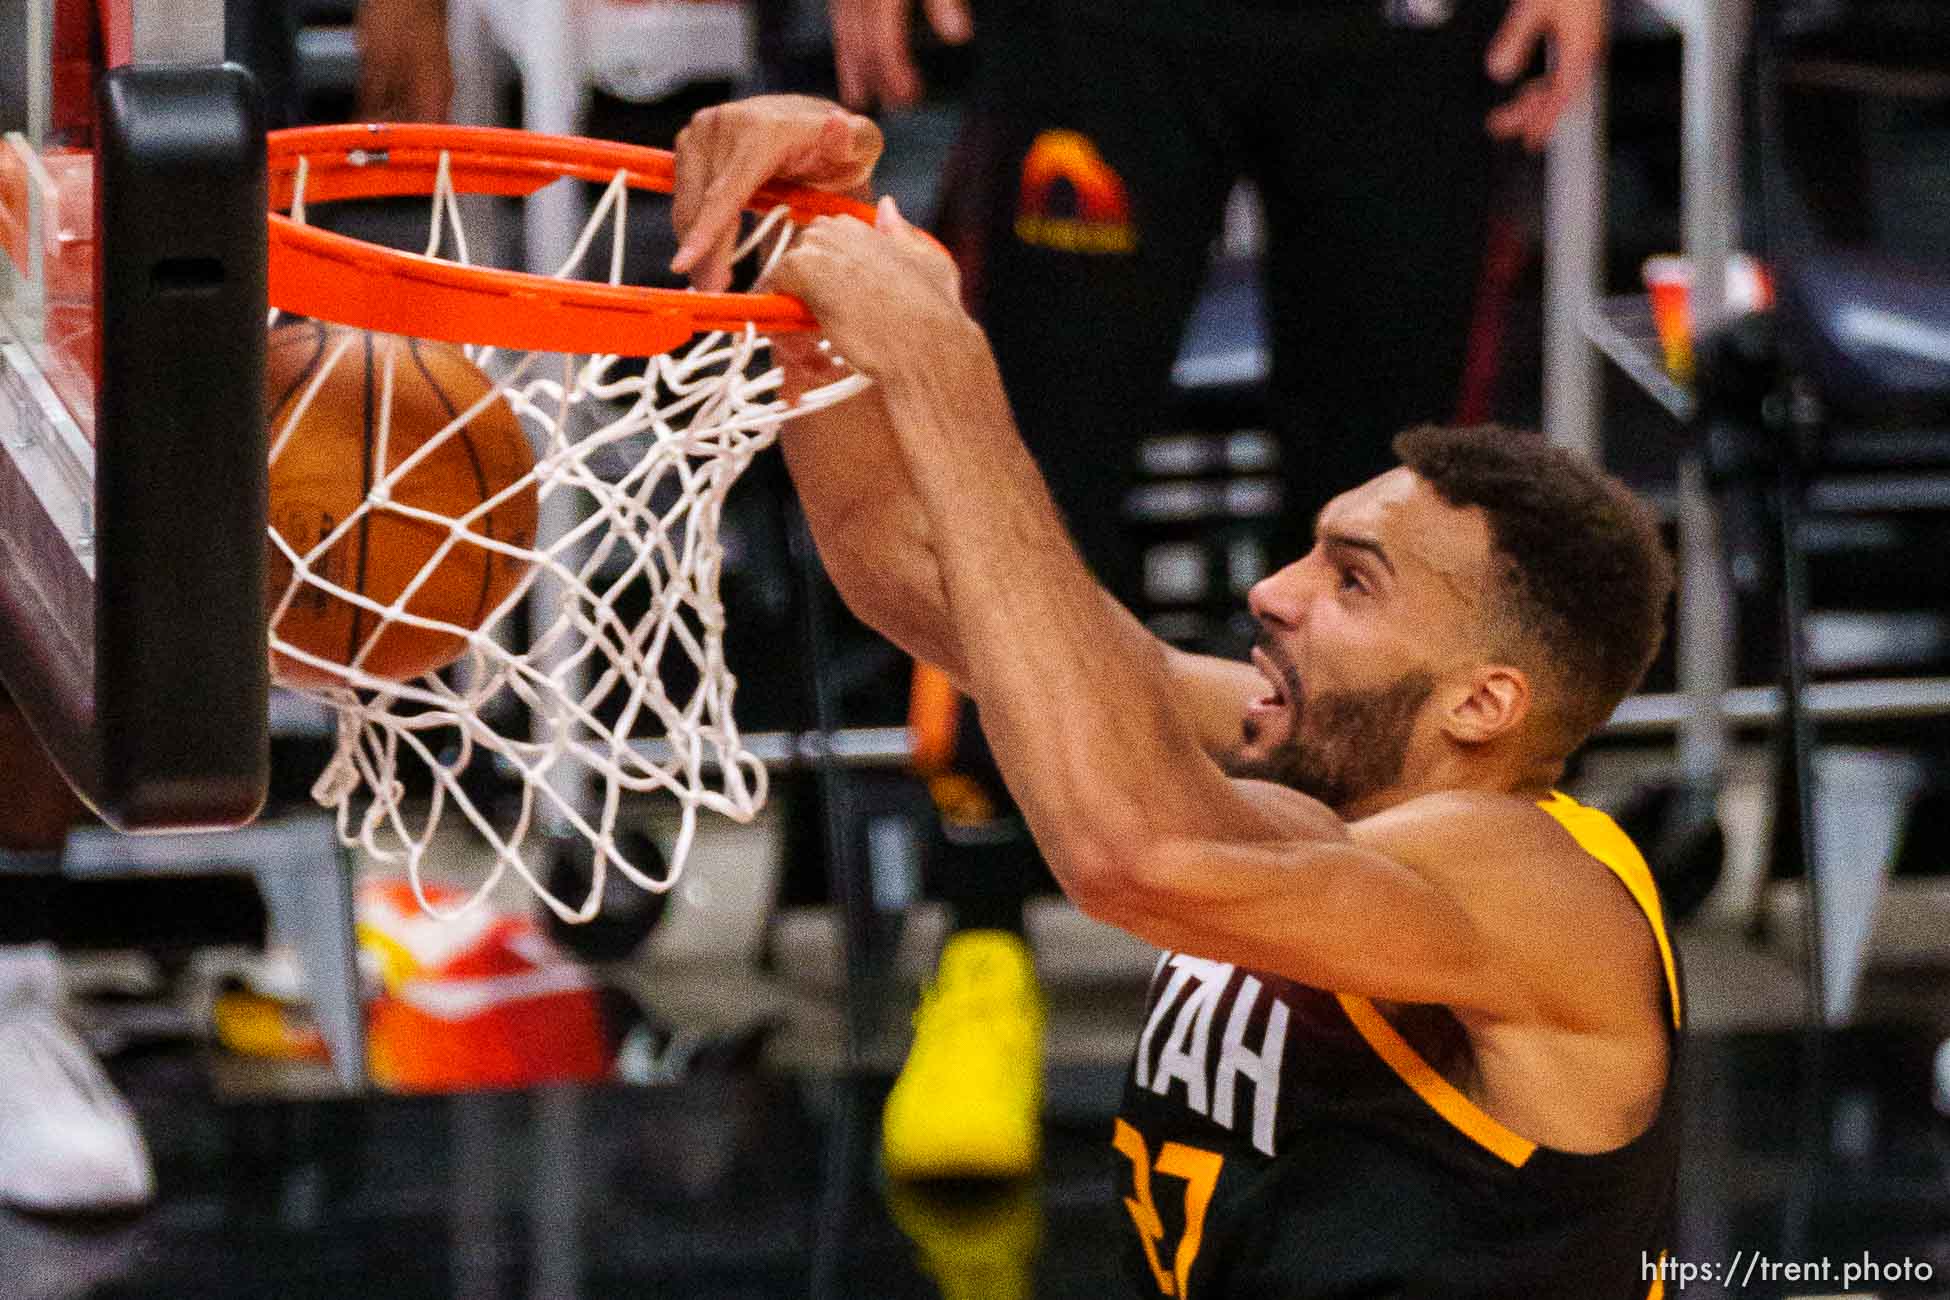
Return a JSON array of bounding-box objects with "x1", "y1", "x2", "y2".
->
[{"x1": 1248, "y1": 560, "x2": 1306, "y2": 629}]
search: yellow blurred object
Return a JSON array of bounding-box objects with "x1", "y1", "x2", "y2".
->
[
  {"x1": 882, "y1": 930, "x2": 1045, "y2": 1180},
  {"x1": 928, "y1": 772, "x2": 999, "y2": 828},
  {"x1": 885, "y1": 1176, "x2": 1044, "y2": 1300},
  {"x1": 213, "y1": 990, "x2": 330, "y2": 1063}
]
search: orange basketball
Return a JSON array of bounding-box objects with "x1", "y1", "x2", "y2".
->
[{"x1": 265, "y1": 322, "x2": 539, "y2": 689}]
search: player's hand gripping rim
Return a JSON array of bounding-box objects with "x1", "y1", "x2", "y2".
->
[
  {"x1": 758, "y1": 195, "x2": 971, "y2": 396},
  {"x1": 670, "y1": 96, "x2": 885, "y2": 294}
]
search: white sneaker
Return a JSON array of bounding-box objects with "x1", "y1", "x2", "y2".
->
[{"x1": 0, "y1": 1001, "x2": 156, "y2": 1214}]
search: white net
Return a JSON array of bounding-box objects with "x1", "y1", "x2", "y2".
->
[{"x1": 270, "y1": 153, "x2": 865, "y2": 922}]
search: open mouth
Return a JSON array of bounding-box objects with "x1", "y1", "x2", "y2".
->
[{"x1": 1250, "y1": 646, "x2": 1294, "y2": 710}]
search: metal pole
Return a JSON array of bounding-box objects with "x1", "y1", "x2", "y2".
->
[
  {"x1": 1675, "y1": 458, "x2": 1732, "y2": 786},
  {"x1": 1680, "y1": 0, "x2": 1749, "y2": 342},
  {"x1": 1542, "y1": 57, "x2": 1606, "y2": 459},
  {"x1": 520, "y1": 0, "x2": 587, "y2": 277},
  {"x1": 1673, "y1": 0, "x2": 1751, "y2": 831},
  {"x1": 789, "y1": 508, "x2": 877, "y2": 1066}
]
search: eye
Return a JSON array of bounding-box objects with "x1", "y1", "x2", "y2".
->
[{"x1": 1338, "y1": 566, "x2": 1367, "y2": 595}]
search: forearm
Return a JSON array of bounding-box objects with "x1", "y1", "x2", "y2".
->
[
  {"x1": 875, "y1": 329, "x2": 1281, "y2": 891},
  {"x1": 779, "y1": 376, "x2": 1184, "y2": 701},
  {"x1": 788, "y1": 367, "x2": 1273, "y2": 778},
  {"x1": 779, "y1": 384, "x2": 970, "y2": 683}
]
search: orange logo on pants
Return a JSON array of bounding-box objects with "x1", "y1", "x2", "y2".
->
[{"x1": 1015, "y1": 130, "x2": 1137, "y2": 255}]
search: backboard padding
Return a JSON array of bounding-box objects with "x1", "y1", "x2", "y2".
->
[{"x1": 0, "y1": 1, "x2": 269, "y2": 830}]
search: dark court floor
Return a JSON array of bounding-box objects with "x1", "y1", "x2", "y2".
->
[{"x1": 8, "y1": 1025, "x2": 1950, "y2": 1300}]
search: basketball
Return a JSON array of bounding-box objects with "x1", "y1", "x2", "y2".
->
[{"x1": 265, "y1": 322, "x2": 539, "y2": 689}]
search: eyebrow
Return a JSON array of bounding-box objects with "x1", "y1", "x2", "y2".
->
[{"x1": 1319, "y1": 529, "x2": 1397, "y2": 577}]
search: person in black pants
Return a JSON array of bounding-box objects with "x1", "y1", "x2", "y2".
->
[{"x1": 831, "y1": 0, "x2": 1609, "y2": 1184}]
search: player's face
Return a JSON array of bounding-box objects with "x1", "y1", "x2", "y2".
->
[{"x1": 1238, "y1": 468, "x2": 1496, "y2": 813}]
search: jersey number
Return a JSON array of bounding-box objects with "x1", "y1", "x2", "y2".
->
[{"x1": 1112, "y1": 1119, "x2": 1225, "y2": 1298}]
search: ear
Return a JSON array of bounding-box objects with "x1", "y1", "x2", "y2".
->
[{"x1": 1441, "y1": 664, "x2": 1531, "y2": 745}]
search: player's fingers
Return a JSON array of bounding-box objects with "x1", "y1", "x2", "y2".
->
[
  {"x1": 1485, "y1": 87, "x2": 1532, "y2": 139},
  {"x1": 679, "y1": 161, "x2": 748, "y2": 290},
  {"x1": 792, "y1": 213, "x2": 856, "y2": 258},
  {"x1": 875, "y1": 196, "x2": 945, "y2": 260},
  {"x1": 669, "y1": 108, "x2": 716, "y2": 226},
  {"x1": 785, "y1": 110, "x2": 882, "y2": 193},
  {"x1": 830, "y1": 0, "x2": 872, "y2": 108},
  {"x1": 834, "y1": 110, "x2": 885, "y2": 190},
  {"x1": 772, "y1": 330, "x2": 823, "y2": 395},
  {"x1": 757, "y1": 241, "x2": 822, "y2": 304},
  {"x1": 409, "y1": 64, "x2": 454, "y2": 123},
  {"x1": 883, "y1": 199, "x2": 960, "y2": 301},
  {"x1": 922, "y1": 0, "x2": 973, "y2": 45},
  {"x1": 1485, "y1": 81, "x2": 1550, "y2": 147},
  {"x1": 674, "y1": 133, "x2": 781, "y2": 282},
  {"x1": 774, "y1": 327, "x2": 850, "y2": 387},
  {"x1": 669, "y1": 114, "x2": 714, "y2": 268},
  {"x1": 691, "y1": 227, "x2": 742, "y2": 294},
  {"x1": 1484, "y1": 0, "x2": 1543, "y2": 84},
  {"x1": 869, "y1": 0, "x2": 922, "y2": 108},
  {"x1": 675, "y1": 104, "x2": 868, "y2": 279},
  {"x1": 771, "y1": 333, "x2": 826, "y2": 368},
  {"x1": 875, "y1": 195, "x2": 944, "y2": 269}
]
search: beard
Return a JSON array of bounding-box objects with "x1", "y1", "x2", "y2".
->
[{"x1": 1237, "y1": 658, "x2": 1437, "y2": 815}]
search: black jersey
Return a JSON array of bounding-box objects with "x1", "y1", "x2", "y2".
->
[{"x1": 1112, "y1": 791, "x2": 1683, "y2": 1299}]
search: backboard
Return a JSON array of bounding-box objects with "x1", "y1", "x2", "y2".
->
[{"x1": 0, "y1": 0, "x2": 268, "y2": 830}]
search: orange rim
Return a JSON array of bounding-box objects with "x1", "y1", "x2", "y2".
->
[{"x1": 266, "y1": 123, "x2": 878, "y2": 356}]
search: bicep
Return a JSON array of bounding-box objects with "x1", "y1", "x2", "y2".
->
[
  {"x1": 1161, "y1": 646, "x2": 1263, "y2": 768},
  {"x1": 1101, "y1": 834, "x2": 1512, "y2": 1012}
]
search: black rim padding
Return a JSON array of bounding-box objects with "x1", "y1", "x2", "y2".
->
[{"x1": 94, "y1": 63, "x2": 269, "y2": 829}]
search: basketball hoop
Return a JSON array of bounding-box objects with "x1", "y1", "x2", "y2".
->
[{"x1": 264, "y1": 122, "x2": 870, "y2": 922}]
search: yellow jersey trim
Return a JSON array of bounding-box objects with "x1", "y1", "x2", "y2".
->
[
  {"x1": 1336, "y1": 991, "x2": 1538, "y2": 1168},
  {"x1": 1537, "y1": 790, "x2": 1684, "y2": 1029},
  {"x1": 1335, "y1": 791, "x2": 1681, "y2": 1168}
]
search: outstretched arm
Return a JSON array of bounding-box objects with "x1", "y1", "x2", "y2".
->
[
  {"x1": 679, "y1": 99, "x2": 1660, "y2": 1030},
  {"x1": 670, "y1": 98, "x2": 1262, "y2": 747},
  {"x1": 779, "y1": 341, "x2": 1258, "y2": 750},
  {"x1": 773, "y1": 349, "x2": 972, "y2": 682},
  {"x1": 762, "y1": 210, "x2": 1310, "y2": 892},
  {"x1": 667, "y1": 100, "x2": 964, "y2": 673},
  {"x1": 757, "y1": 206, "x2": 1645, "y2": 1026}
]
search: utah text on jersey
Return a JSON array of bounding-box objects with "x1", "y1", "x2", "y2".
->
[{"x1": 1111, "y1": 792, "x2": 1685, "y2": 1299}]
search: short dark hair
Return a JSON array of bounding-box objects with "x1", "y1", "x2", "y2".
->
[{"x1": 1391, "y1": 423, "x2": 1674, "y2": 749}]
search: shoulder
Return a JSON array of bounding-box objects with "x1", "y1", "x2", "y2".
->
[
  {"x1": 1352, "y1": 790, "x2": 1665, "y2": 1033},
  {"x1": 1348, "y1": 789, "x2": 1593, "y2": 882}
]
